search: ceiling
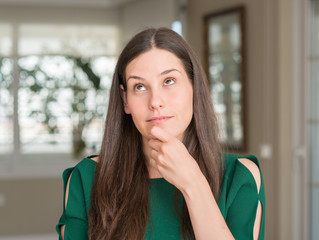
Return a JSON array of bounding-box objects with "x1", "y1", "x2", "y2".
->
[{"x1": 0, "y1": 0, "x2": 136, "y2": 8}]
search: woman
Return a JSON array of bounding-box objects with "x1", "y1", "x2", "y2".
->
[{"x1": 57, "y1": 28, "x2": 265, "y2": 240}]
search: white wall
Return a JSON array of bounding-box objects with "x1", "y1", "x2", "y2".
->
[
  {"x1": 0, "y1": 4, "x2": 120, "y2": 24},
  {"x1": 119, "y1": 0, "x2": 177, "y2": 48}
]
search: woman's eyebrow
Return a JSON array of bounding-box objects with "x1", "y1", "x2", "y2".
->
[
  {"x1": 127, "y1": 68, "x2": 181, "y2": 82},
  {"x1": 127, "y1": 75, "x2": 145, "y2": 82},
  {"x1": 160, "y1": 68, "x2": 181, "y2": 76}
]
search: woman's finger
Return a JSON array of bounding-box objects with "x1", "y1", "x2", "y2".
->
[
  {"x1": 150, "y1": 126, "x2": 171, "y2": 142},
  {"x1": 149, "y1": 158, "x2": 157, "y2": 168},
  {"x1": 148, "y1": 139, "x2": 162, "y2": 151}
]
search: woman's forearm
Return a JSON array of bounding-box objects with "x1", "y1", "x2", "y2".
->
[{"x1": 181, "y1": 174, "x2": 234, "y2": 240}]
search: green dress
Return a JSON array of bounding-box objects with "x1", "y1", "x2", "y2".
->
[{"x1": 56, "y1": 153, "x2": 265, "y2": 240}]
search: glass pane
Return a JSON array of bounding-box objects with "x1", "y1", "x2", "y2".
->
[
  {"x1": 311, "y1": 188, "x2": 319, "y2": 240},
  {"x1": 171, "y1": 20, "x2": 183, "y2": 36},
  {"x1": 310, "y1": 1, "x2": 319, "y2": 58},
  {"x1": 208, "y1": 12, "x2": 243, "y2": 147},
  {"x1": 309, "y1": 1, "x2": 319, "y2": 239},
  {"x1": 0, "y1": 58, "x2": 14, "y2": 161},
  {"x1": 80, "y1": 56, "x2": 116, "y2": 154},
  {"x1": 0, "y1": 23, "x2": 12, "y2": 56},
  {"x1": 18, "y1": 55, "x2": 115, "y2": 160},
  {"x1": 19, "y1": 24, "x2": 119, "y2": 57},
  {"x1": 208, "y1": 13, "x2": 241, "y2": 52}
]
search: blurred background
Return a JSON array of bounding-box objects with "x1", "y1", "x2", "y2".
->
[{"x1": 0, "y1": 0, "x2": 317, "y2": 239}]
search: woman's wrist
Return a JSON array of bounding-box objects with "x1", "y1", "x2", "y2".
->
[{"x1": 180, "y1": 169, "x2": 210, "y2": 201}]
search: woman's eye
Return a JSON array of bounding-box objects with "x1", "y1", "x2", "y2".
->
[
  {"x1": 164, "y1": 78, "x2": 175, "y2": 86},
  {"x1": 134, "y1": 84, "x2": 146, "y2": 91}
]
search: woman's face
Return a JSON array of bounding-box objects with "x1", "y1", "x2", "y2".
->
[{"x1": 121, "y1": 48, "x2": 193, "y2": 142}]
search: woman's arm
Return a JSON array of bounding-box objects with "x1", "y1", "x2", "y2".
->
[
  {"x1": 238, "y1": 158, "x2": 262, "y2": 240},
  {"x1": 181, "y1": 158, "x2": 262, "y2": 240},
  {"x1": 148, "y1": 127, "x2": 262, "y2": 240},
  {"x1": 60, "y1": 172, "x2": 73, "y2": 240},
  {"x1": 57, "y1": 166, "x2": 90, "y2": 240},
  {"x1": 181, "y1": 172, "x2": 234, "y2": 240}
]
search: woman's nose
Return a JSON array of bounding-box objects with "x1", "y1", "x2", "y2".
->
[{"x1": 149, "y1": 90, "x2": 164, "y2": 110}]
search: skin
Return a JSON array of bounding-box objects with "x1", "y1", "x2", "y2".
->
[
  {"x1": 61, "y1": 48, "x2": 262, "y2": 240},
  {"x1": 121, "y1": 48, "x2": 194, "y2": 178}
]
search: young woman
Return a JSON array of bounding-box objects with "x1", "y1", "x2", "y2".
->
[{"x1": 56, "y1": 28, "x2": 265, "y2": 240}]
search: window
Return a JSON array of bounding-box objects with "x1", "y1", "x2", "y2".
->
[
  {"x1": 171, "y1": 20, "x2": 183, "y2": 36},
  {"x1": 0, "y1": 23, "x2": 118, "y2": 174}
]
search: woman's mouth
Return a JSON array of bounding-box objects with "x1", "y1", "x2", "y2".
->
[{"x1": 147, "y1": 116, "x2": 173, "y2": 124}]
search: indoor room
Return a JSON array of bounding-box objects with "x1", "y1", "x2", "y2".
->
[{"x1": 0, "y1": 0, "x2": 317, "y2": 239}]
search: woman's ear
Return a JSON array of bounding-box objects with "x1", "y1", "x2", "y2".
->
[{"x1": 120, "y1": 84, "x2": 131, "y2": 114}]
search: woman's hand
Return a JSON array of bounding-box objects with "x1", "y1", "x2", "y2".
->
[
  {"x1": 148, "y1": 126, "x2": 238, "y2": 240},
  {"x1": 148, "y1": 126, "x2": 203, "y2": 192}
]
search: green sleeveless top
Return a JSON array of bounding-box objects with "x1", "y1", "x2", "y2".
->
[{"x1": 56, "y1": 153, "x2": 265, "y2": 240}]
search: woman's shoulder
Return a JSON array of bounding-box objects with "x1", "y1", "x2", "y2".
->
[
  {"x1": 76, "y1": 155, "x2": 98, "y2": 169},
  {"x1": 59, "y1": 156, "x2": 98, "y2": 223},
  {"x1": 221, "y1": 152, "x2": 264, "y2": 196},
  {"x1": 62, "y1": 156, "x2": 98, "y2": 188},
  {"x1": 222, "y1": 153, "x2": 262, "y2": 176}
]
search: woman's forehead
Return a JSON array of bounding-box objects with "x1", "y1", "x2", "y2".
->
[{"x1": 125, "y1": 48, "x2": 186, "y2": 80}]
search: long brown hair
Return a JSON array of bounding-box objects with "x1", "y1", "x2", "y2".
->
[{"x1": 89, "y1": 28, "x2": 222, "y2": 240}]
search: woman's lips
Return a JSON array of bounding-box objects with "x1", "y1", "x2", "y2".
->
[{"x1": 147, "y1": 116, "x2": 173, "y2": 124}]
